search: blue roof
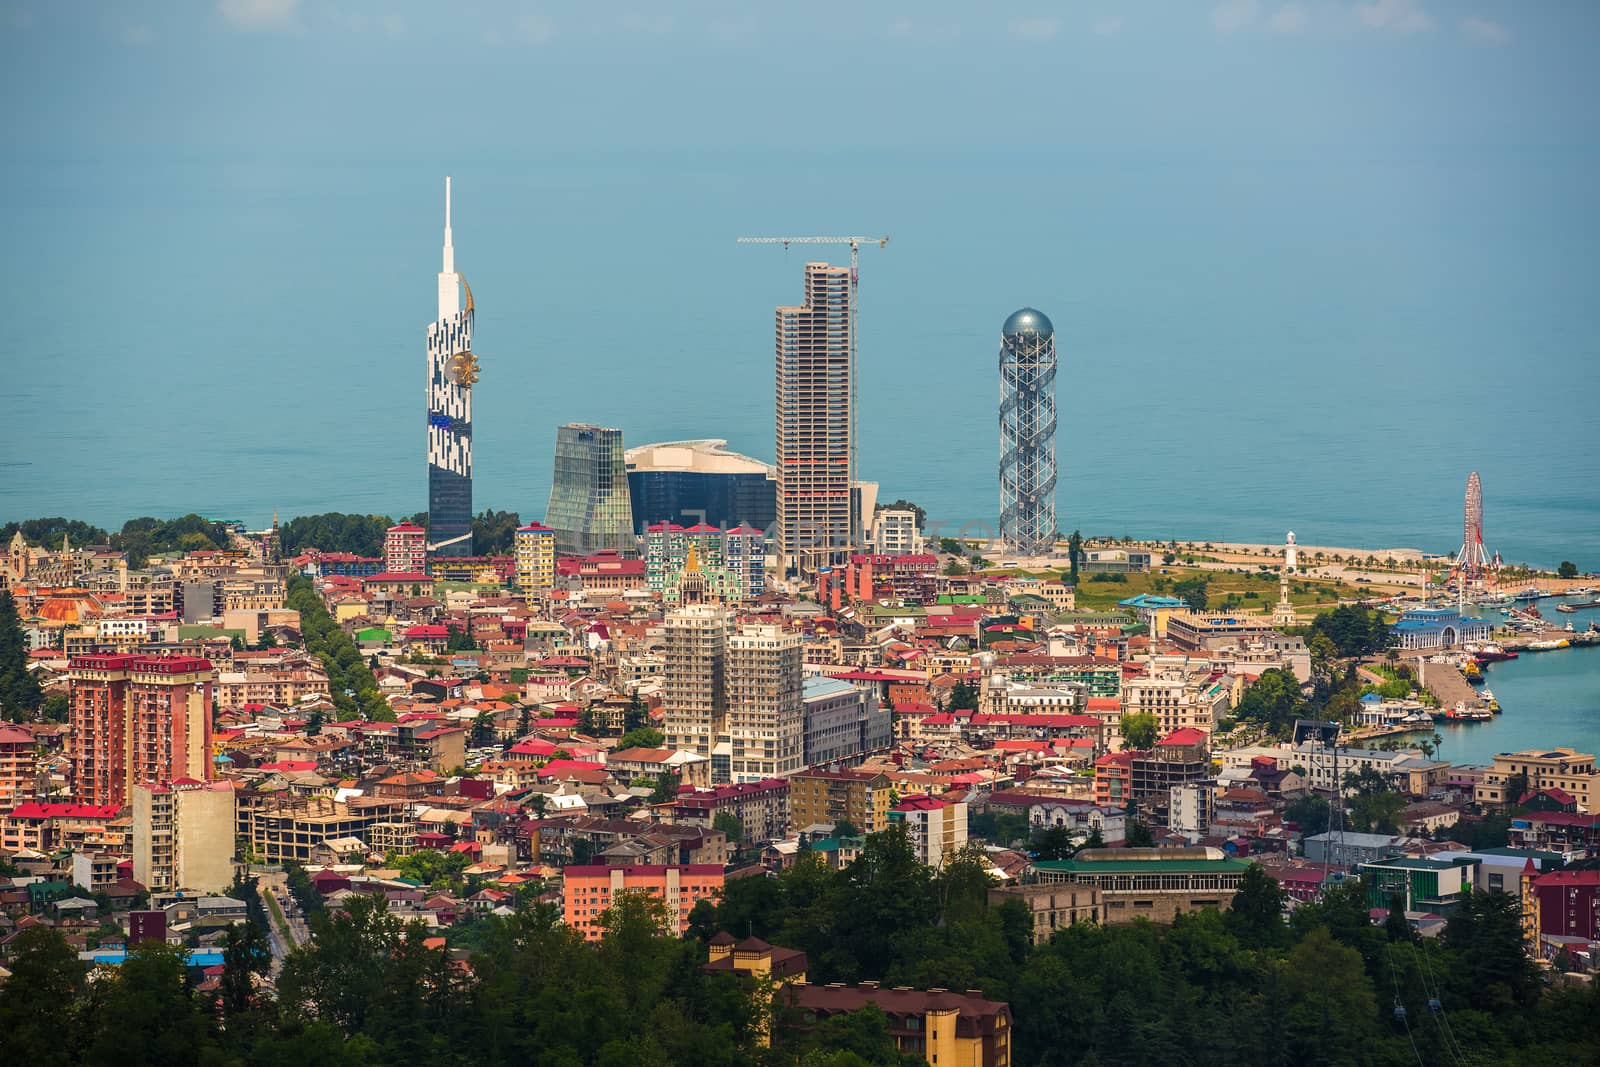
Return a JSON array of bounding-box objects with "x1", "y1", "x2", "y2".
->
[
  {"x1": 1117, "y1": 594, "x2": 1188, "y2": 609},
  {"x1": 803, "y1": 676, "x2": 859, "y2": 698},
  {"x1": 86, "y1": 950, "x2": 225, "y2": 967}
]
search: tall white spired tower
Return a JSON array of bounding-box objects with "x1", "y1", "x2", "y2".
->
[
  {"x1": 426, "y1": 176, "x2": 477, "y2": 557},
  {"x1": 1273, "y1": 531, "x2": 1297, "y2": 626}
]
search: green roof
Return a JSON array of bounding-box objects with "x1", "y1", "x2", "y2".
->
[
  {"x1": 1034, "y1": 857, "x2": 1250, "y2": 874},
  {"x1": 1360, "y1": 857, "x2": 1457, "y2": 871},
  {"x1": 355, "y1": 628, "x2": 392, "y2": 642}
]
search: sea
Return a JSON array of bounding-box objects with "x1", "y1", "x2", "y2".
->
[{"x1": 2, "y1": 149, "x2": 1598, "y2": 572}]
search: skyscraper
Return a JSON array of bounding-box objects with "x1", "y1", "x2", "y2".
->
[
  {"x1": 998, "y1": 308, "x2": 1058, "y2": 557},
  {"x1": 426, "y1": 177, "x2": 476, "y2": 558},
  {"x1": 775, "y1": 262, "x2": 853, "y2": 576},
  {"x1": 546, "y1": 423, "x2": 636, "y2": 556}
]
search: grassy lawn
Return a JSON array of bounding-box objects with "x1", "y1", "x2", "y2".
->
[{"x1": 1067, "y1": 566, "x2": 1361, "y2": 613}]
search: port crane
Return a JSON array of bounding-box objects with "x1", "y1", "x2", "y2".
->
[{"x1": 736, "y1": 236, "x2": 890, "y2": 547}]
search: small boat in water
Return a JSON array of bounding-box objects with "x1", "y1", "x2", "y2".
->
[
  {"x1": 1557, "y1": 603, "x2": 1578, "y2": 614},
  {"x1": 1480, "y1": 688, "x2": 1500, "y2": 712}
]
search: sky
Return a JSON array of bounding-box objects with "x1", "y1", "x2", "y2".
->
[
  {"x1": 2, "y1": 2, "x2": 1598, "y2": 567},
  {"x1": 3, "y1": 1, "x2": 1593, "y2": 160}
]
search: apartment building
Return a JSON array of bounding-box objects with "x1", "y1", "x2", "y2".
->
[
  {"x1": 133, "y1": 779, "x2": 237, "y2": 894},
  {"x1": 662, "y1": 604, "x2": 729, "y2": 759},
  {"x1": 1033, "y1": 847, "x2": 1249, "y2": 924},
  {"x1": 1119, "y1": 669, "x2": 1230, "y2": 738},
  {"x1": 0, "y1": 724, "x2": 36, "y2": 810},
  {"x1": 673, "y1": 778, "x2": 791, "y2": 844},
  {"x1": 69, "y1": 654, "x2": 215, "y2": 806},
  {"x1": 890, "y1": 795, "x2": 968, "y2": 868},
  {"x1": 789, "y1": 768, "x2": 893, "y2": 834},
  {"x1": 562, "y1": 864, "x2": 725, "y2": 941},
  {"x1": 726, "y1": 626, "x2": 804, "y2": 782}
]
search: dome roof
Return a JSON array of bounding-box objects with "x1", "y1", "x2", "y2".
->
[{"x1": 1002, "y1": 307, "x2": 1053, "y2": 339}]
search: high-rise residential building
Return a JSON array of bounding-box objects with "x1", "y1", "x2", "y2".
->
[
  {"x1": 426, "y1": 177, "x2": 476, "y2": 558},
  {"x1": 69, "y1": 654, "x2": 215, "y2": 807},
  {"x1": 625, "y1": 439, "x2": 777, "y2": 535},
  {"x1": 384, "y1": 521, "x2": 428, "y2": 574},
  {"x1": 998, "y1": 308, "x2": 1058, "y2": 557},
  {"x1": 546, "y1": 423, "x2": 636, "y2": 556},
  {"x1": 513, "y1": 522, "x2": 557, "y2": 601},
  {"x1": 133, "y1": 779, "x2": 237, "y2": 894},
  {"x1": 725, "y1": 625, "x2": 803, "y2": 782},
  {"x1": 662, "y1": 605, "x2": 730, "y2": 759},
  {"x1": 775, "y1": 262, "x2": 854, "y2": 576}
]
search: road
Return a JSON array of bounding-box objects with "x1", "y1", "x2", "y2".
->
[{"x1": 256, "y1": 870, "x2": 309, "y2": 972}]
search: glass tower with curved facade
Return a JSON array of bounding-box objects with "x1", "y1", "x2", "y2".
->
[
  {"x1": 546, "y1": 423, "x2": 636, "y2": 556},
  {"x1": 998, "y1": 308, "x2": 1058, "y2": 556}
]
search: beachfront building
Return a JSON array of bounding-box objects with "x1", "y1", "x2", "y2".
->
[
  {"x1": 625, "y1": 439, "x2": 776, "y2": 535},
  {"x1": 1391, "y1": 608, "x2": 1494, "y2": 651},
  {"x1": 425, "y1": 178, "x2": 475, "y2": 558},
  {"x1": 546, "y1": 423, "x2": 636, "y2": 556},
  {"x1": 774, "y1": 262, "x2": 853, "y2": 576}
]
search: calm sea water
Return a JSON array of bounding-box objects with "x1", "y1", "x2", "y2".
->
[
  {"x1": 2, "y1": 150, "x2": 1597, "y2": 568},
  {"x1": 1422, "y1": 608, "x2": 1600, "y2": 766}
]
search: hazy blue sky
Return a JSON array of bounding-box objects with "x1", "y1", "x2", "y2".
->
[
  {"x1": 4, "y1": 2, "x2": 1594, "y2": 159},
  {"x1": 3, "y1": 2, "x2": 1598, "y2": 567}
]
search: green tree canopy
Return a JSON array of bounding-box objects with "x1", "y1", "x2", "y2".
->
[{"x1": 1118, "y1": 712, "x2": 1160, "y2": 750}]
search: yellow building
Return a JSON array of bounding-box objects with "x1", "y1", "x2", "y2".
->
[
  {"x1": 515, "y1": 522, "x2": 557, "y2": 602},
  {"x1": 788, "y1": 769, "x2": 893, "y2": 834},
  {"x1": 1475, "y1": 748, "x2": 1599, "y2": 809}
]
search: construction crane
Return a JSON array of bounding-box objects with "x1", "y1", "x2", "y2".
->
[{"x1": 737, "y1": 236, "x2": 889, "y2": 557}]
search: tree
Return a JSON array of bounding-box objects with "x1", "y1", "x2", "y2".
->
[
  {"x1": 1284, "y1": 793, "x2": 1330, "y2": 837},
  {"x1": 1232, "y1": 667, "x2": 1308, "y2": 738},
  {"x1": 0, "y1": 589, "x2": 43, "y2": 716},
  {"x1": 1309, "y1": 604, "x2": 1391, "y2": 658},
  {"x1": 0, "y1": 926, "x2": 86, "y2": 1067},
  {"x1": 619, "y1": 726, "x2": 666, "y2": 750},
  {"x1": 446, "y1": 629, "x2": 479, "y2": 652},
  {"x1": 87, "y1": 941, "x2": 218, "y2": 1067},
  {"x1": 220, "y1": 919, "x2": 272, "y2": 1017},
  {"x1": 1172, "y1": 576, "x2": 1209, "y2": 610},
  {"x1": 1118, "y1": 712, "x2": 1160, "y2": 750},
  {"x1": 945, "y1": 680, "x2": 980, "y2": 711},
  {"x1": 1228, "y1": 865, "x2": 1287, "y2": 948},
  {"x1": 39, "y1": 691, "x2": 69, "y2": 723},
  {"x1": 1558, "y1": 560, "x2": 1579, "y2": 579},
  {"x1": 623, "y1": 693, "x2": 648, "y2": 733},
  {"x1": 1277, "y1": 927, "x2": 1379, "y2": 1060},
  {"x1": 713, "y1": 811, "x2": 744, "y2": 845},
  {"x1": 1067, "y1": 529, "x2": 1082, "y2": 584},
  {"x1": 1031, "y1": 824, "x2": 1077, "y2": 861},
  {"x1": 1126, "y1": 819, "x2": 1154, "y2": 847},
  {"x1": 649, "y1": 771, "x2": 680, "y2": 804},
  {"x1": 471, "y1": 510, "x2": 522, "y2": 556}
]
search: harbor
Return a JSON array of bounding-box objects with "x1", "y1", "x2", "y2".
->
[{"x1": 1386, "y1": 593, "x2": 1600, "y2": 763}]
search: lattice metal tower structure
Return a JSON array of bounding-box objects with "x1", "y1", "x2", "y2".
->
[
  {"x1": 1451, "y1": 471, "x2": 1496, "y2": 590},
  {"x1": 998, "y1": 308, "x2": 1058, "y2": 556}
]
